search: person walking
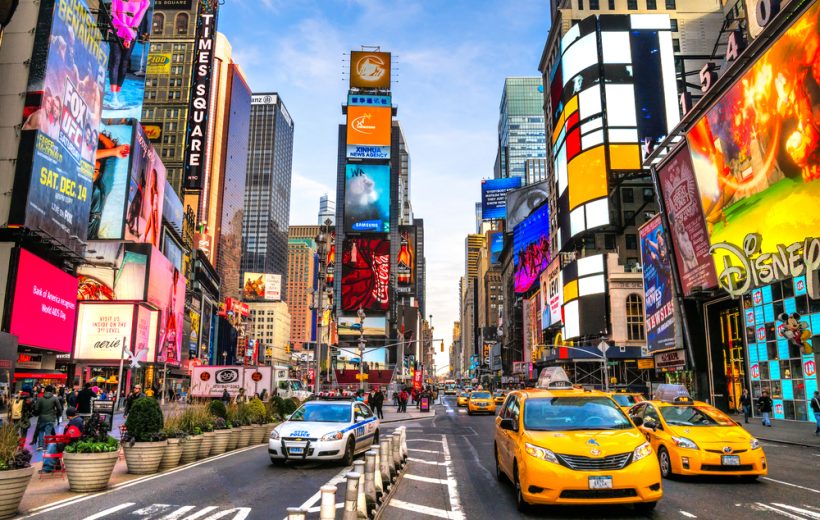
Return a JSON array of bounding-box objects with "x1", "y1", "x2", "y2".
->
[
  {"x1": 123, "y1": 385, "x2": 146, "y2": 417},
  {"x1": 76, "y1": 382, "x2": 96, "y2": 419},
  {"x1": 398, "y1": 388, "x2": 409, "y2": 413},
  {"x1": 758, "y1": 390, "x2": 773, "y2": 427},
  {"x1": 31, "y1": 385, "x2": 62, "y2": 451},
  {"x1": 221, "y1": 389, "x2": 231, "y2": 406},
  {"x1": 811, "y1": 391, "x2": 820, "y2": 436},
  {"x1": 740, "y1": 389, "x2": 752, "y2": 424},
  {"x1": 11, "y1": 387, "x2": 35, "y2": 439},
  {"x1": 372, "y1": 386, "x2": 384, "y2": 419},
  {"x1": 234, "y1": 388, "x2": 249, "y2": 404}
]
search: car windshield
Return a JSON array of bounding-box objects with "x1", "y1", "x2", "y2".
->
[
  {"x1": 289, "y1": 403, "x2": 351, "y2": 423},
  {"x1": 660, "y1": 405, "x2": 735, "y2": 427},
  {"x1": 612, "y1": 394, "x2": 639, "y2": 407},
  {"x1": 471, "y1": 392, "x2": 491, "y2": 399},
  {"x1": 523, "y1": 397, "x2": 633, "y2": 431},
  {"x1": 290, "y1": 380, "x2": 304, "y2": 391}
]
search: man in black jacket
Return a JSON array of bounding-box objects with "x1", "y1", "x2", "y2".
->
[
  {"x1": 124, "y1": 385, "x2": 146, "y2": 417},
  {"x1": 76, "y1": 382, "x2": 96, "y2": 418},
  {"x1": 811, "y1": 390, "x2": 820, "y2": 436},
  {"x1": 371, "y1": 386, "x2": 384, "y2": 419},
  {"x1": 758, "y1": 390, "x2": 773, "y2": 427}
]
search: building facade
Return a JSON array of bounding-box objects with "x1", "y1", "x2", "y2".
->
[
  {"x1": 318, "y1": 195, "x2": 335, "y2": 225},
  {"x1": 248, "y1": 301, "x2": 291, "y2": 366},
  {"x1": 287, "y1": 232, "x2": 317, "y2": 351},
  {"x1": 497, "y1": 77, "x2": 547, "y2": 183}
]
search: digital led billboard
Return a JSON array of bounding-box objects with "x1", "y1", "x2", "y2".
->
[
  {"x1": 513, "y1": 202, "x2": 550, "y2": 294},
  {"x1": 346, "y1": 105, "x2": 391, "y2": 147},
  {"x1": 349, "y1": 51, "x2": 391, "y2": 90},
  {"x1": 243, "y1": 273, "x2": 282, "y2": 301},
  {"x1": 89, "y1": 120, "x2": 134, "y2": 239},
  {"x1": 561, "y1": 254, "x2": 608, "y2": 340},
  {"x1": 481, "y1": 177, "x2": 521, "y2": 220},
  {"x1": 337, "y1": 315, "x2": 387, "y2": 337},
  {"x1": 341, "y1": 238, "x2": 390, "y2": 313},
  {"x1": 397, "y1": 226, "x2": 416, "y2": 294},
  {"x1": 344, "y1": 163, "x2": 390, "y2": 233},
  {"x1": 640, "y1": 215, "x2": 676, "y2": 353},
  {"x1": 489, "y1": 232, "x2": 504, "y2": 264},
  {"x1": 146, "y1": 246, "x2": 184, "y2": 366},
  {"x1": 124, "y1": 124, "x2": 166, "y2": 247},
  {"x1": 74, "y1": 303, "x2": 134, "y2": 361},
  {"x1": 506, "y1": 180, "x2": 548, "y2": 230}
]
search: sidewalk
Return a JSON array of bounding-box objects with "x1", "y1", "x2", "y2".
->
[
  {"x1": 735, "y1": 414, "x2": 820, "y2": 448},
  {"x1": 380, "y1": 403, "x2": 437, "y2": 423}
]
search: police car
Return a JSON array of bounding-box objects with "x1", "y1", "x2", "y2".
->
[{"x1": 268, "y1": 398, "x2": 380, "y2": 466}]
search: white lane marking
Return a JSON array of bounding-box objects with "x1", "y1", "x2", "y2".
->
[
  {"x1": 763, "y1": 477, "x2": 820, "y2": 494},
  {"x1": 133, "y1": 504, "x2": 172, "y2": 515},
  {"x1": 282, "y1": 465, "x2": 351, "y2": 520},
  {"x1": 199, "y1": 508, "x2": 251, "y2": 520},
  {"x1": 407, "y1": 438, "x2": 444, "y2": 444},
  {"x1": 405, "y1": 473, "x2": 448, "y2": 485},
  {"x1": 389, "y1": 499, "x2": 465, "y2": 520},
  {"x1": 157, "y1": 506, "x2": 197, "y2": 519},
  {"x1": 82, "y1": 503, "x2": 135, "y2": 520},
  {"x1": 458, "y1": 410, "x2": 467, "y2": 414},
  {"x1": 755, "y1": 503, "x2": 810, "y2": 520},
  {"x1": 680, "y1": 512, "x2": 697, "y2": 518},
  {"x1": 177, "y1": 506, "x2": 218, "y2": 520},
  {"x1": 408, "y1": 448, "x2": 442, "y2": 454},
  {"x1": 446, "y1": 409, "x2": 455, "y2": 414},
  {"x1": 407, "y1": 457, "x2": 447, "y2": 466},
  {"x1": 441, "y1": 434, "x2": 464, "y2": 517},
  {"x1": 773, "y1": 504, "x2": 820, "y2": 519}
]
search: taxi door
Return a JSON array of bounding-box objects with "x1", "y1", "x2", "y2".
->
[
  {"x1": 496, "y1": 395, "x2": 521, "y2": 477},
  {"x1": 636, "y1": 404, "x2": 670, "y2": 452}
]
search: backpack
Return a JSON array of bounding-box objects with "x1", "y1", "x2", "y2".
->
[{"x1": 11, "y1": 398, "x2": 25, "y2": 420}]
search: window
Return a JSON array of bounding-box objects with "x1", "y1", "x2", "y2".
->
[
  {"x1": 646, "y1": 0, "x2": 657, "y2": 9},
  {"x1": 626, "y1": 294, "x2": 645, "y2": 341},
  {"x1": 604, "y1": 234, "x2": 616, "y2": 250},
  {"x1": 665, "y1": 0, "x2": 676, "y2": 8},
  {"x1": 589, "y1": 0, "x2": 599, "y2": 8},
  {"x1": 622, "y1": 187, "x2": 634, "y2": 203},
  {"x1": 627, "y1": 0, "x2": 638, "y2": 9},
  {"x1": 578, "y1": 0, "x2": 583, "y2": 8},
  {"x1": 152, "y1": 13, "x2": 164, "y2": 34},
  {"x1": 584, "y1": 235, "x2": 596, "y2": 250},
  {"x1": 175, "y1": 13, "x2": 189, "y2": 34},
  {"x1": 670, "y1": 18, "x2": 678, "y2": 31},
  {"x1": 608, "y1": 0, "x2": 615, "y2": 8},
  {"x1": 624, "y1": 210, "x2": 635, "y2": 226},
  {"x1": 672, "y1": 38, "x2": 681, "y2": 52},
  {"x1": 625, "y1": 234, "x2": 638, "y2": 250},
  {"x1": 642, "y1": 188, "x2": 654, "y2": 202}
]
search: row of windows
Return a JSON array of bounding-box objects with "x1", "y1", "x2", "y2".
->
[
  {"x1": 151, "y1": 12, "x2": 190, "y2": 36},
  {"x1": 578, "y1": 0, "x2": 676, "y2": 9}
]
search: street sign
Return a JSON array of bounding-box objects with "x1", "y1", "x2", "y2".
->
[
  {"x1": 355, "y1": 373, "x2": 368, "y2": 381},
  {"x1": 597, "y1": 341, "x2": 609, "y2": 354},
  {"x1": 637, "y1": 359, "x2": 655, "y2": 369}
]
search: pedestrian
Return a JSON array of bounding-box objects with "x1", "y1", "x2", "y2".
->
[
  {"x1": 11, "y1": 387, "x2": 35, "y2": 439},
  {"x1": 76, "y1": 382, "x2": 96, "y2": 418},
  {"x1": 398, "y1": 388, "x2": 409, "y2": 413},
  {"x1": 234, "y1": 388, "x2": 248, "y2": 404},
  {"x1": 124, "y1": 385, "x2": 146, "y2": 417},
  {"x1": 260, "y1": 388, "x2": 268, "y2": 401},
  {"x1": 222, "y1": 389, "x2": 231, "y2": 406},
  {"x1": 811, "y1": 391, "x2": 820, "y2": 436},
  {"x1": 758, "y1": 390, "x2": 773, "y2": 427},
  {"x1": 66, "y1": 387, "x2": 77, "y2": 408},
  {"x1": 392, "y1": 390, "x2": 399, "y2": 407},
  {"x1": 40, "y1": 407, "x2": 84, "y2": 474},
  {"x1": 372, "y1": 386, "x2": 384, "y2": 419},
  {"x1": 740, "y1": 389, "x2": 752, "y2": 424},
  {"x1": 31, "y1": 385, "x2": 62, "y2": 451}
]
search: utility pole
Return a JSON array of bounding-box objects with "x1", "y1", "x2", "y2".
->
[
  {"x1": 313, "y1": 219, "x2": 332, "y2": 394},
  {"x1": 358, "y1": 307, "x2": 366, "y2": 392}
]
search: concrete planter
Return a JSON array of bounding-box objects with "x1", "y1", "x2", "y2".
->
[
  {"x1": 210, "y1": 430, "x2": 231, "y2": 456},
  {"x1": 226, "y1": 428, "x2": 240, "y2": 451},
  {"x1": 0, "y1": 466, "x2": 34, "y2": 520},
  {"x1": 251, "y1": 424, "x2": 267, "y2": 445},
  {"x1": 236, "y1": 426, "x2": 253, "y2": 448},
  {"x1": 63, "y1": 451, "x2": 119, "y2": 492},
  {"x1": 123, "y1": 440, "x2": 167, "y2": 475},
  {"x1": 159, "y1": 438, "x2": 183, "y2": 471},
  {"x1": 179, "y1": 435, "x2": 201, "y2": 465},
  {"x1": 197, "y1": 432, "x2": 215, "y2": 459},
  {"x1": 264, "y1": 423, "x2": 277, "y2": 439}
]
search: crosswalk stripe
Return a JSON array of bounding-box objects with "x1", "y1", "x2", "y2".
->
[
  {"x1": 405, "y1": 474, "x2": 449, "y2": 485},
  {"x1": 772, "y1": 504, "x2": 820, "y2": 519},
  {"x1": 133, "y1": 504, "x2": 173, "y2": 515},
  {"x1": 198, "y1": 507, "x2": 251, "y2": 520},
  {"x1": 389, "y1": 498, "x2": 465, "y2": 520},
  {"x1": 407, "y1": 457, "x2": 448, "y2": 465},
  {"x1": 408, "y1": 448, "x2": 441, "y2": 454},
  {"x1": 407, "y1": 439, "x2": 444, "y2": 444},
  {"x1": 176, "y1": 506, "x2": 218, "y2": 520},
  {"x1": 157, "y1": 506, "x2": 197, "y2": 519},
  {"x1": 83, "y1": 503, "x2": 135, "y2": 520},
  {"x1": 755, "y1": 503, "x2": 809, "y2": 520}
]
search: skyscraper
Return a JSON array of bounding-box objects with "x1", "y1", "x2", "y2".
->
[
  {"x1": 318, "y1": 194, "x2": 335, "y2": 225},
  {"x1": 497, "y1": 77, "x2": 546, "y2": 182},
  {"x1": 287, "y1": 231, "x2": 317, "y2": 351},
  {"x1": 242, "y1": 93, "x2": 294, "y2": 294}
]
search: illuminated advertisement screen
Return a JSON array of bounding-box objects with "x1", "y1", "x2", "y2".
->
[
  {"x1": 489, "y1": 232, "x2": 504, "y2": 264},
  {"x1": 397, "y1": 226, "x2": 415, "y2": 294},
  {"x1": 88, "y1": 120, "x2": 134, "y2": 239},
  {"x1": 162, "y1": 179, "x2": 184, "y2": 234},
  {"x1": 77, "y1": 243, "x2": 149, "y2": 301},
  {"x1": 561, "y1": 254, "x2": 607, "y2": 340},
  {"x1": 146, "y1": 246, "x2": 184, "y2": 366},
  {"x1": 687, "y1": 1, "x2": 820, "y2": 267},
  {"x1": 9, "y1": 249, "x2": 78, "y2": 353},
  {"x1": 349, "y1": 51, "x2": 391, "y2": 90},
  {"x1": 341, "y1": 238, "x2": 390, "y2": 313},
  {"x1": 74, "y1": 303, "x2": 134, "y2": 360},
  {"x1": 513, "y1": 202, "x2": 550, "y2": 294},
  {"x1": 124, "y1": 123, "x2": 166, "y2": 247},
  {"x1": 242, "y1": 273, "x2": 282, "y2": 301},
  {"x1": 640, "y1": 215, "x2": 676, "y2": 353},
  {"x1": 337, "y1": 315, "x2": 387, "y2": 337},
  {"x1": 348, "y1": 94, "x2": 391, "y2": 107},
  {"x1": 506, "y1": 180, "x2": 548, "y2": 229},
  {"x1": 344, "y1": 163, "x2": 390, "y2": 233},
  {"x1": 346, "y1": 105, "x2": 391, "y2": 146},
  {"x1": 481, "y1": 177, "x2": 521, "y2": 220}
]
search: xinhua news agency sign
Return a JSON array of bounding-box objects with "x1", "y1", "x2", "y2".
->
[
  {"x1": 710, "y1": 233, "x2": 820, "y2": 299},
  {"x1": 183, "y1": 1, "x2": 219, "y2": 190}
]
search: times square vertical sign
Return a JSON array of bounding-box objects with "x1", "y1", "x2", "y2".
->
[{"x1": 183, "y1": 0, "x2": 219, "y2": 190}]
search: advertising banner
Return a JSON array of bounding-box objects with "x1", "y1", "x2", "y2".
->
[
  {"x1": 124, "y1": 124, "x2": 166, "y2": 247},
  {"x1": 146, "y1": 53, "x2": 171, "y2": 75},
  {"x1": 542, "y1": 258, "x2": 562, "y2": 327},
  {"x1": 183, "y1": 0, "x2": 219, "y2": 190},
  {"x1": 242, "y1": 272, "x2": 282, "y2": 301},
  {"x1": 346, "y1": 105, "x2": 391, "y2": 147},
  {"x1": 397, "y1": 226, "x2": 415, "y2": 294},
  {"x1": 337, "y1": 315, "x2": 387, "y2": 336},
  {"x1": 88, "y1": 120, "x2": 133, "y2": 239},
  {"x1": 74, "y1": 302, "x2": 133, "y2": 360},
  {"x1": 349, "y1": 51, "x2": 391, "y2": 90},
  {"x1": 657, "y1": 143, "x2": 717, "y2": 296},
  {"x1": 481, "y1": 177, "x2": 521, "y2": 220},
  {"x1": 346, "y1": 145, "x2": 390, "y2": 160},
  {"x1": 344, "y1": 163, "x2": 390, "y2": 233},
  {"x1": 8, "y1": 249, "x2": 78, "y2": 353},
  {"x1": 135, "y1": 304, "x2": 158, "y2": 363},
  {"x1": 190, "y1": 365, "x2": 273, "y2": 398},
  {"x1": 147, "y1": 247, "x2": 184, "y2": 365},
  {"x1": 77, "y1": 243, "x2": 149, "y2": 301},
  {"x1": 654, "y1": 349, "x2": 686, "y2": 372},
  {"x1": 513, "y1": 202, "x2": 550, "y2": 294},
  {"x1": 687, "y1": 1, "x2": 820, "y2": 283},
  {"x1": 506, "y1": 180, "x2": 549, "y2": 229},
  {"x1": 341, "y1": 238, "x2": 390, "y2": 313},
  {"x1": 162, "y1": 179, "x2": 183, "y2": 233},
  {"x1": 640, "y1": 215, "x2": 677, "y2": 353},
  {"x1": 348, "y1": 94, "x2": 391, "y2": 107}
]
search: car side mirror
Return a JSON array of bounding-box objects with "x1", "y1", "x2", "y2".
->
[
  {"x1": 285, "y1": 414, "x2": 292, "y2": 421},
  {"x1": 499, "y1": 418, "x2": 517, "y2": 432},
  {"x1": 631, "y1": 416, "x2": 643, "y2": 427},
  {"x1": 644, "y1": 418, "x2": 659, "y2": 431},
  {"x1": 355, "y1": 415, "x2": 365, "y2": 423}
]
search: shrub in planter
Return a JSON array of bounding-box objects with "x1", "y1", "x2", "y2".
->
[
  {"x1": 282, "y1": 397, "x2": 300, "y2": 417},
  {"x1": 225, "y1": 404, "x2": 240, "y2": 451},
  {"x1": 210, "y1": 417, "x2": 232, "y2": 456},
  {"x1": 196, "y1": 407, "x2": 215, "y2": 459},
  {"x1": 159, "y1": 413, "x2": 185, "y2": 471},
  {"x1": 0, "y1": 424, "x2": 33, "y2": 520},
  {"x1": 207, "y1": 400, "x2": 227, "y2": 420},
  {"x1": 235, "y1": 404, "x2": 253, "y2": 448},
  {"x1": 178, "y1": 407, "x2": 203, "y2": 465},
  {"x1": 63, "y1": 416, "x2": 119, "y2": 493},
  {"x1": 245, "y1": 399, "x2": 267, "y2": 444}
]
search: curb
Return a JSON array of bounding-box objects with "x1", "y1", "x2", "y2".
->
[
  {"x1": 381, "y1": 413, "x2": 436, "y2": 424},
  {"x1": 755, "y1": 436, "x2": 820, "y2": 449},
  {"x1": 373, "y1": 469, "x2": 404, "y2": 520}
]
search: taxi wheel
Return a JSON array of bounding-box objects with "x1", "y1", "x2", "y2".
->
[
  {"x1": 494, "y1": 444, "x2": 505, "y2": 482},
  {"x1": 467, "y1": 410, "x2": 473, "y2": 416},
  {"x1": 513, "y1": 461, "x2": 530, "y2": 513},
  {"x1": 658, "y1": 447, "x2": 673, "y2": 478},
  {"x1": 341, "y1": 438, "x2": 355, "y2": 467}
]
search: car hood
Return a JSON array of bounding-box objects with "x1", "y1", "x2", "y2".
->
[
  {"x1": 275, "y1": 422, "x2": 350, "y2": 438},
  {"x1": 525, "y1": 428, "x2": 645, "y2": 456},
  {"x1": 667, "y1": 425, "x2": 752, "y2": 447}
]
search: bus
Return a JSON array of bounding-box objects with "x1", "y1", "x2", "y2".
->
[{"x1": 443, "y1": 379, "x2": 457, "y2": 395}]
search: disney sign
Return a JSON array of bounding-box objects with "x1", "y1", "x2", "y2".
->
[{"x1": 710, "y1": 233, "x2": 820, "y2": 298}]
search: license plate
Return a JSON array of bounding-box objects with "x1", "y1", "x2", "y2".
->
[
  {"x1": 289, "y1": 447, "x2": 304, "y2": 455},
  {"x1": 721, "y1": 455, "x2": 740, "y2": 466},
  {"x1": 478, "y1": 403, "x2": 487, "y2": 407},
  {"x1": 588, "y1": 476, "x2": 613, "y2": 489}
]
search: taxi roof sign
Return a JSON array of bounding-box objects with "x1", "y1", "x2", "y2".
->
[
  {"x1": 653, "y1": 384, "x2": 690, "y2": 402},
  {"x1": 536, "y1": 367, "x2": 574, "y2": 389}
]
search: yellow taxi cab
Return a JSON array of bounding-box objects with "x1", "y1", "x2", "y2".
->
[
  {"x1": 609, "y1": 392, "x2": 645, "y2": 413},
  {"x1": 468, "y1": 391, "x2": 497, "y2": 415},
  {"x1": 629, "y1": 385, "x2": 766, "y2": 481},
  {"x1": 494, "y1": 390, "x2": 507, "y2": 405},
  {"x1": 456, "y1": 391, "x2": 470, "y2": 407},
  {"x1": 494, "y1": 367, "x2": 662, "y2": 513}
]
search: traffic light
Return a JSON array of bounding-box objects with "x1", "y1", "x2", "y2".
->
[
  {"x1": 440, "y1": 341, "x2": 444, "y2": 353},
  {"x1": 285, "y1": 343, "x2": 291, "y2": 354}
]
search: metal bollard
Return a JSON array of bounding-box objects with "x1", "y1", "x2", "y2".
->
[
  {"x1": 320, "y1": 485, "x2": 337, "y2": 520},
  {"x1": 287, "y1": 507, "x2": 307, "y2": 520},
  {"x1": 364, "y1": 450, "x2": 378, "y2": 508},
  {"x1": 353, "y1": 460, "x2": 368, "y2": 518},
  {"x1": 342, "y1": 472, "x2": 360, "y2": 520},
  {"x1": 385, "y1": 437, "x2": 397, "y2": 480},
  {"x1": 379, "y1": 441, "x2": 393, "y2": 484},
  {"x1": 399, "y1": 427, "x2": 408, "y2": 460},
  {"x1": 374, "y1": 447, "x2": 384, "y2": 496},
  {"x1": 391, "y1": 434, "x2": 402, "y2": 470}
]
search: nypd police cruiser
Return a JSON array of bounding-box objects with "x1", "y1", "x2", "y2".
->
[{"x1": 268, "y1": 398, "x2": 380, "y2": 465}]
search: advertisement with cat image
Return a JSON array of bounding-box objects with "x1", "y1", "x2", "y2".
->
[{"x1": 344, "y1": 163, "x2": 390, "y2": 233}]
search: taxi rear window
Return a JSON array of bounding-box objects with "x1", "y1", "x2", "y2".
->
[
  {"x1": 523, "y1": 397, "x2": 632, "y2": 431},
  {"x1": 471, "y1": 392, "x2": 491, "y2": 399},
  {"x1": 660, "y1": 405, "x2": 735, "y2": 427}
]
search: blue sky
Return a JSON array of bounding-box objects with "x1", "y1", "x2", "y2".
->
[{"x1": 219, "y1": 0, "x2": 551, "y2": 373}]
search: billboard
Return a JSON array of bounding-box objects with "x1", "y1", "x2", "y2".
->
[
  {"x1": 190, "y1": 365, "x2": 273, "y2": 398},
  {"x1": 162, "y1": 179, "x2": 184, "y2": 233},
  {"x1": 341, "y1": 238, "x2": 390, "y2": 313},
  {"x1": 77, "y1": 242, "x2": 149, "y2": 301},
  {"x1": 513, "y1": 202, "x2": 550, "y2": 294},
  {"x1": 346, "y1": 105, "x2": 391, "y2": 147},
  {"x1": 337, "y1": 315, "x2": 387, "y2": 337},
  {"x1": 481, "y1": 177, "x2": 521, "y2": 220},
  {"x1": 347, "y1": 145, "x2": 390, "y2": 160},
  {"x1": 640, "y1": 215, "x2": 676, "y2": 353},
  {"x1": 561, "y1": 254, "x2": 608, "y2": 340},
  {"x1": 506, "y1": 180, "x2": 549, "y2": 229},
  {"x1": 541, "y1": 258, "x2": 563, "y2": 327},
  {"x1": 183, "y1": 0, "x2": 219, "y2": 190},
  {"x1": 344, "y1": 163, "x2": 390, "y2": 233},
  {"x1": 88, "y1": 120, "x2": 133, "y2": 239},
  {"x1": 348, "y1": 94, "x2": 391, "y2": 107},
  {"x1": 7, "y1": 249, "x2": 78, "y2": 353},
  {"x1": 397, "y1": 226, "x2": 415, "y2": 294},
  {"x1": 242, "y1": 273, "x2": 282, "y2": 301},
  {"x1": 146, "y1": 53, "x2": 171, "y2": 75},
  {"x1": 124, "y1": 124, "x2": 166, "y2": 246},
  {"x1": 656, "y1": 143, "x2": 717, "y2": 295},
  {"x1": 686, "y1": 1, "x2": 820, "y2": 277},
  {"x1": 146, "y1": 247, "x2": 184, "y2": 365},
  {"x1": 349, "y1": 51, "x2": 391, "y2": 90},
  {"x1": 74, "y1": 303, "x2": 133, "y2": 360},
  {"x1": 489, "y1": 232, "x2": 503, "y2": 264}
]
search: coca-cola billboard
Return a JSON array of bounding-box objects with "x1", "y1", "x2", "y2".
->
[{"x1": 341, "y1": 238, "x2": 390, "y2": 312}]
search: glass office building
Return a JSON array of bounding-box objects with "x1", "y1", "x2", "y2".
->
[{"x1": 497, "y1": 77, "x2": 547, "y2": 183}]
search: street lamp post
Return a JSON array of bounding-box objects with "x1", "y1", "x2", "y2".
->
[
  {"x1": 357, "y1": 307, "x2": 366, "y2": 392},
  {"x1": 313, "y1": 218, "x2": 332, "y2": 395}
]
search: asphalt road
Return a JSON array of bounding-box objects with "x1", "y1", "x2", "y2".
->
[{"x1": 383, "y1": 396, "x2": 820, "y2": 520}]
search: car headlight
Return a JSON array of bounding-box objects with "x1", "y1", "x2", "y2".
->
[
  {"x1": 524, "y1": 443, "x2": 559, "y2": 464},
  {"x1": 270, "y1": 429, "x2": 280, "y2": 440},
  {"x1": 632, "y1": 442, "x2": 652, "y2": 462},
  {"x1": 672, "y1": 436, "x2": 698, "y2": 449},
  {"x1": 750, "y1": 437, "x2": 761, "y2": 450},
  {"x1": 321, "y1": 431, "x2": 343, "y2": 441}
]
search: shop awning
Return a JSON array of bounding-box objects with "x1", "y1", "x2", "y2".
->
[{"x1": 14, "y1": 370, "x2": 68, "y2": 381}]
